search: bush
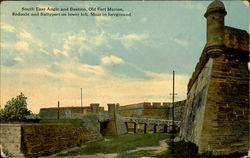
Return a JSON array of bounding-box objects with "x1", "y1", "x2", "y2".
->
[
  {"x1": 2, "y1": 148, "x2": 13, "y2": 158},
  {"x1": 157, "y1": 140, "x2": 198, "y2": 158},
  {"x1": 0, "y1": 92, "x2": 31, "y2": 121}
]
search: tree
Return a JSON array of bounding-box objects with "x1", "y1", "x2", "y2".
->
[{"x1": 0, "y1": 92, "x2": 31, "y2": 121}]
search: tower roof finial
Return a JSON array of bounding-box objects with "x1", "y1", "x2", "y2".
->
[
  {"x1": 205, "y1": 0, "x2": 227, "y2": 18},
  {"x1": 207, "y1": 0, "x2": 225, "y2": 10}
]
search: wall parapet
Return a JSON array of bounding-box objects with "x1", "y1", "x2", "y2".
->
[{"x1": 187, "y1": 26, "x2": 249, "y2": 93}]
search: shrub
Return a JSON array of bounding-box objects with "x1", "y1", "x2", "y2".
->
[
  {"x1": 157, "y1": 140, "x2": 198, "y2": 158},
  {"x1": 0, "y1": 92, "x2": 31, "y2": 121},
  {"x1": 2, "y1": 148, "x2": 13, "y2": 158}
]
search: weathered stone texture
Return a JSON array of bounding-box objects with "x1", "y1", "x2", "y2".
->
[
  {"x1": 181, "y1": 47, "x2": 249, "y2": 155},
  {"x1": 0, "y1": 124, "x2": 24, "y2": 157},
  {"x1": 180, "y1": 0, "x2": 249, "y2": 155},
  {"x1": 198, "y1": 52, "x2": 249, "y2": 154},
  {"x1": 39, "y1": 105, "x2": 104, "y2": 119},
  {"x1": 224, "y1": 26, "x2": 249, "y2": 51},
  {"x1": 21, "y1": 124, "x2": 103, "y2": 157},
  {"x1": 118, "y1": 103, "x2": 145, "y2": 118},
  {"x1": 0, "y1": 123, "x2": 102, "y2": 157},
  {"x1": 180, "y1": 59, "x2": 213, "y2": 145},
  {"x1": 101, "y1": 104, "x2": 127, "y2": 136},
  {"x1": 167, "y1": 100, "x2": 186, "y2": 121},
  {"x1": 118, "y1": 101, "x2": 185, "y2": 120}
]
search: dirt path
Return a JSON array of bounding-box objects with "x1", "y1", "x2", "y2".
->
[{"x1": 40, "y1": 139, "x2": 168, "y2": 158}]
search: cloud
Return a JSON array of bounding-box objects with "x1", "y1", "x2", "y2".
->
[
  {"x1": 40, "y1": 48, "x2": 49, "y2": 55},
  {"x1": 53, "y1": 48, "x2": 61, "y2": 55},
  {"x1": 1, "y1": 23, "x2": 15, "y2": 32},
  {"x1": 56, "y1": 29, "x2": 109, "y2": 60},
  {"x1": 87, "y1": 30, "x2": 109, "y2": 48},
  {"x1": 45, "y1": 59, "x2": 106, "y2": 77},
  {"x1": 120, "y1": 33, "x2": 148, "y2": 48},
  {"x1": 104, "y1": 62, "x2": 153, "y2": 80},
  {"x1": 1, "y1": 42, "x2": 13, "y2": 49},
  {"x1": 53, "y1": 48, "x2": 68, "y2": 57},
  {"x1": 78, "y1": 64, "x2": 105, "y2": 76},
  {"x1": 20, "y1": 30, "x2": 32, "y2": 39},
  {"x1": 174, "y1": 39, "x2": 188, "y2": 47},
  {"x1": 1, "y1": 59, "x2": 188, "y2": 113},
  {"x1": 101, "y1": 55, "x2": 125, "y2": 65},
  {"x1": 15, "y1": 41, "x2": 29, "y2": 52}
]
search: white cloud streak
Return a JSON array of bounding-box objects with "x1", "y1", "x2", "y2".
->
[
  {"x1": 174, "y1": 39, "x2": 188, "y2": 47},
  {"x1": 20, "y1": 30, "x2": 32, "y2": 39},
  {"x1": 119, "y1": 33, "x2": 148, "y2": 48},
  {"x1": 15, "y1": 41, "x2": 29, "y2": 52},
  {"x1": 1, "y1": 23, "x2": 15, "y2": 32},
  {"x1": 101, "y1": 55, "x2": 125, "y2": 65}
]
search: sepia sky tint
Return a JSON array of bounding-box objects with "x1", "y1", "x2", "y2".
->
[{"x1": 1, "y1": 1, "x2": 249, "y2": 113}]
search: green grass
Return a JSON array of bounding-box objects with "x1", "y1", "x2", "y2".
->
[
  {"x1": 116, "y1": 150, "x2": 156, "y2": 158},
  {"x1": 58, "y1": 133, "x2": 171, "y2": 156}
]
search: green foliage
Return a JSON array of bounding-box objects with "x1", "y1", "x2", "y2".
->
[
  {"x1": 157, "y1": 140, "x2": 198, "y2": 158},
  {"x1": 0, "y1": 92, "x2": 31, "y2": 121},
  {"x1": 2, "y1": 148, "x2": 13, "y2": 158},
  {"x1": 116, "y1": 150, "x2": 155, "y2": 158}
]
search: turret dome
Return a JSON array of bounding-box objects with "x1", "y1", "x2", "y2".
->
[
  {"x1": 207, "y1": 0, "x2": 225, "y2": 10},
  {"x1": 205, "y1": 0, "x2": 227, "y2": 18}
]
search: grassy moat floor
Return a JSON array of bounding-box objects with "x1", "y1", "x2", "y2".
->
[
  {"x1": 57, "y1": 133, "x2": 171, "y2": 158},
  {"x1": 41, "y1": 133, "x2": 247, "y2": 158},
  {"x1": 42, "y1": 133, "x2": 171, "y2": 158}
]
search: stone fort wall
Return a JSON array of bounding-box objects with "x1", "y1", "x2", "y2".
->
[
  {"x1": 118, "y1": 101, "x2": 186, "y2": 121},
  {"x1": 100, "y1": 104, "x2": 128, "y2": 136},
  {"x1": 0, "y1": 123, "x2": 102, "y2": 157},
  {"x1": 179, "y1": 0, "x2": 249, "y2": 155},
  {"x1": 39, "y1": 104, "x2": 104, "y2": 119}
]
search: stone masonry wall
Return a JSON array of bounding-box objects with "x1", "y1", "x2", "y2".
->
[
  {"x1": 198, "y1": 51, "x2": 249, "y2": 154},
  {"x1": 39, "y1": 106, "x2": 104, "y2": 119},
  {"x1": 144, "y1": 103, "x2": 169, "y2": 119},
  {"x1": 167, "y1": 100, "x2": 187, "y2": 121},
  {"x1": 115, "y1": 113, "x2": 128, "y2": 135},
  {"x1": 119, "y1": 102, "x2": 185, "y2": 120},
  {"x1": 0, "y1": 124, "x2": 24, "y2": 157},
  {"x1": 118, "y1": 103, "x2": 145, "y2": 118},
  {"x1": 180, "y1": 29, "x2": 249, "y2": 155},
  {"x1": 0, "y1": 123, "x2": 102, "y2": 157},
  {"x1": 21, "y1": 124, "x2": 103, "y2": 157},
  {"x1": 224, "y1": 26, "x2": 249, "y2": 51},
  {"x1": 180, "y1": 59, "x2": 213, "y2": 145}
]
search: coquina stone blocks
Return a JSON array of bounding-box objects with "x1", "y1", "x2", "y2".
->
[{"x1": 179, "y1": 0, "x2": 249, "y2": 155}]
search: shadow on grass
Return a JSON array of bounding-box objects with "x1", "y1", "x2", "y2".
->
[{"x1": 156, "y1": 140, "x2": 245, "y2": 158}]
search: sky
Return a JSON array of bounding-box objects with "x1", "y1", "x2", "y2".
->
[{"x1": 0, "y1": 1, "x2": 249, "y2": 114}]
